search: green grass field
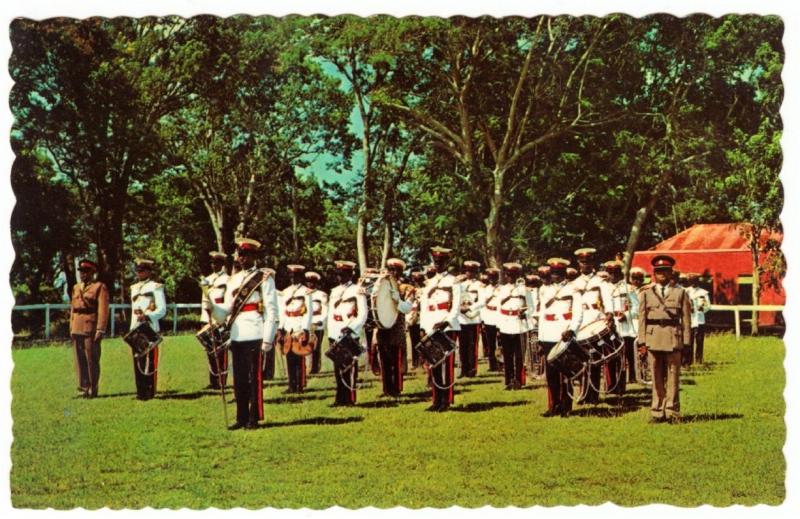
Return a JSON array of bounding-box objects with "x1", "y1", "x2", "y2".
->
[{"x1": 10, "y1": 333, "x2": 785, "y2": 508}]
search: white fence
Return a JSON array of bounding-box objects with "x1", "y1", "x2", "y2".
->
[
  {"x1": 11, "y1": 302, "x2": 783, "y2": 341},
  {"x1": 708, "y1": 304, "x2": 784, "y2": 340},
  {"x1": 12, "y1": 303, "x2": 202, "y2": 340}
]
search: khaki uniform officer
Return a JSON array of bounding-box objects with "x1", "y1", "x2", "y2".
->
[
  {"x1": 496, "y1": 263, "x2": 535, "y2": 390},
  {"x1": 200, "y1": 251, "x2": 230, "y2": 389},
  {"x1": 327, "y1": 261, "x2": 368, "y2": 406},
  {"x1": 637, "y1": 254, "x2": 691, "y2": 424},
  {"x1": 69, "y1": 259, "x2": 109, "y2": 398},
  {"x1": 419, "y1": 246, "x2": 462, "y2": 412},
  {"x1": 279, "y1": 265, "x2": 313, "y2": 394},
  {"x1": 457, "y1": 260, "x2": 486, "y2": 378},
  {"x1": 306, "y1": 271, "x2": 328, "y2": 374},
  {"x1": 211, "y1": 238, "x2": 278, "y2": 430},
  {"x1": 538, "y1": 258, "x2": 583, "y2": 417}
]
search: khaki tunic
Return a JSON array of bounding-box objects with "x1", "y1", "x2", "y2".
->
[
  {"x1": 69, "y1": 281, "x2": 110, "y2": 336},
  {"x1": 636, "y1": 284, "x2": 691, "y2": 351}
]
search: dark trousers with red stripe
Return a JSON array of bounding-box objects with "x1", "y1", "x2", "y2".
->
[
  {"x1": 261, "y1": 347, "x2": 276, "y2": 380},
  {"x1": 540, "y1": 341, "x2": 573, "y2": 415},
  {"x1": 431, "y1": 332, "x2": 457, "y2": 410},
  {"x1": 623, "y1": 336, "x2": 637, "y2": 383},
  {"x1": 132, "y1": 346, "x2": 158, "y2": 400},
  {"x1": 310, "y1": 329, "x2": 324, "y2": 373},
  {"x1": 482, "y1": 324, "x2": 500, "y2": 371},
  {"x1": 377, "y1": 324, "x2": 404, "y2": 397},
  {"x1": 334, "y1": 361, "x2": 358, "y2": 405},
  {"x1": 458, "y1": 324, "x2": 479, "y2": 377},
  {"x1": 231, "y1": 340, "x2": 263, "y2": 426},
  {"x1": 408, "y1": 324, "x2": 422, "y2": 367},
  {"x1": 206, "y1": 347, "x2": 229, "y2": 389},
  {"x1": 604, "y1": 346, "x2": 625, "y2": 395},
  {"x1": 582, "y1": 361, "x2": 602, "y2": 404},
  {"x1": 72, "y1": 334, "x2": 101, "y2": 397},
  {"x1": 286, "y1": 351, "x2": 305, "y2": 393},
  {"x1": 499, "y1": 332, "x2": 525, "y2": 388}
]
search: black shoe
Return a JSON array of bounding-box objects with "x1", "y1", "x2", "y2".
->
[
  {"x1": 541, "y1": 409, "x2": 558, "y2": 418},
  {"x1": 667, "y1": 416, "x2": 683, "y2": 425},
  {"x1": 228, "y1": 422, "x2": 245, "y2": 430},
  {"x1": 437, "y1": 404, "x2": 450, "y2": 412},
  {"x1": 648, "y1": 416, "x2": 665, "y2": 424},
  {"x1": 245, "y1": 422, "x2": 259, "y2": 430},
  {"x1": 426, "y1": 404, "x2": 440, "y2": 412}
]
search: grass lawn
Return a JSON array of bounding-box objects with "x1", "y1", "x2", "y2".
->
[{"x1": 10, "y1": 332, "x2": 785, "y2": 508}]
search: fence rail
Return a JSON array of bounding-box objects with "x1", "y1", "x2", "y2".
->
[
  {"x1": 12, "y1": 303, "x2": 202, "y2": 340},
  {"x1": 708, "y1": 304, "x2": 784, "y2": 340},
  {"x1": 11, "y1": 302, "x2": 783, "y2": 341}
]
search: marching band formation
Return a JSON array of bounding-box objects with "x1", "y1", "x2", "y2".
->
[{"x1": 68, "y1": 240, "x2": 712, "y2": 429}]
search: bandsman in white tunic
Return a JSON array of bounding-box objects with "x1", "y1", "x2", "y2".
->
[
  {"x1": 479, "y1": 267, "x2": 502, "y2": 372},
  {"x1": 496, "y1": 263, "x2": 535, "y2": 389},
  {"x1": 419, "y1": 246, "x2": 462, "y2": 412},
  {"x1": 200, "y1": 251, "x2": 230, "y2": 389},
  {"x1": 572, "y1": 247, "x2": 614, "y2": 403},
  {"x1": 327, "y1": 261, "x2": 368, "y2": 406},
  {"x1": 129, "y1": 258, "x2": 167, "y2": 401},
  {"x1": 210, "y1": 238, "x2": 278, "y2": 429},
  {"x1": 629, "y1": 267, "x2": 649, "y2": 383},
  {"x1": 685, "y1": 273, "x2": 710, "y2": 365},
  {"x1": 524, "y1": 273, "x2": 543, "y2": 379},
  {"x1": 538, "y1": 258, "x2": 583, "y2": 417},
  {"x1": 604, "y1": 260, "x2": 639, "y2": 391},
  {"x1": 279, "y1": 265, "x2": 314, "y2": 393},
  {"x1": 406, "y1": 271, "x2": 425, "y2": 368},
  {"x1": 375, "y1": 258, "x2": 415, "y2": 397},
  {"x1": 457, "y1": 260, "x2": 486, "y2": 378},
  {"x1": 306, "y1": 271, "x2": 328, "y2": 374}
]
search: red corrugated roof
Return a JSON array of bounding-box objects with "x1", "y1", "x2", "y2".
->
[{"x1": 649, "y1": 223, "x2": 782, "y2": 251}]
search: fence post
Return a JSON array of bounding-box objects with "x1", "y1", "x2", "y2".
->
[
  {"x1": 172, "y1": 304, "x2": 178, "y2": 335},
  {"x1": 734, "y1": 307, "x2": 741, "y2": 340},
  {"x1": 44, "y1": 304, "x2": 51, "y2": 341},
  {"x1": 111, "y1": 306, "x2": 116, "y2": 338}
]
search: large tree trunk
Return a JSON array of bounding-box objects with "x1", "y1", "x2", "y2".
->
[
  {"x1": 356, "y1": 213, "x2": 369, "y2": 271},
  {"x1": 483, "y1": 168, "x2": 504, "y2": 268},
  {"x1": 381, "y1": 221, "x2": 392, "y2": 268}
]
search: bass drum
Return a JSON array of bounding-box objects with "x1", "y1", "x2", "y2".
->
[
  {"x1": 370, "y1": 276, "x2": 399, "y2": 329},
  {"x1": 546, "y1": 338, "x2": 589, "y2": 379},
  {"x1": 576, "y1": 319, "x2": 623, "y2": 363}
]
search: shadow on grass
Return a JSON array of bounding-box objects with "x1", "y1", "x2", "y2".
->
[
  {"x1": 450, "y1": 400, "x2": 530, "y2": 413},
  {"x1": 682, "y1": 412, "x2": 744, "y2": 422},
  {"x1": 155, "y1": 390, "x2": 217, "y2": 401},
  {"x1": 359, "y1": 394, "x2": 432, "y2": 408},
  {"x1": 261, "y1": 416, "x2": 365, "y2": 428},
  {"x1": 681, "y1": 378, "x2": 697, "y2": 385},
  {"x1": 90, "y1": 391, "x2": 140, "y2": 399},
  {"x1": 263, "y1": 393, "x2": 335, "y2": 404},
  {"x1": 568, "y1": 404, "x2": 641, "y2": 418}
]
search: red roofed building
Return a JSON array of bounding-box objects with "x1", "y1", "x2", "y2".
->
[{"x1": 631, "y1": 223, "x2": 784, "y2": 327}]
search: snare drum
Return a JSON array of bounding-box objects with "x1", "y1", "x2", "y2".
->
[
  {"x1": 325, "y1": 334, "x2": 364, "y2": 369},
  {"x1": 575, "y1": 319, "x2": 623, "y2": 362},
  {"x1": 546, "y1": 338, "x2": 589, "y2": 379},
  {"x1": 123, "y1": 322, "x2": 162, "y2": 357},
  {"x1": 195, "y1": 323, "x2": 230, "y2": 353},
  {"x1": 414, "y1": 330, "x2": 456, "y2": 368},
  {"x1": 370, "y1": 276, "x2": 399, "y2": 329}
]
